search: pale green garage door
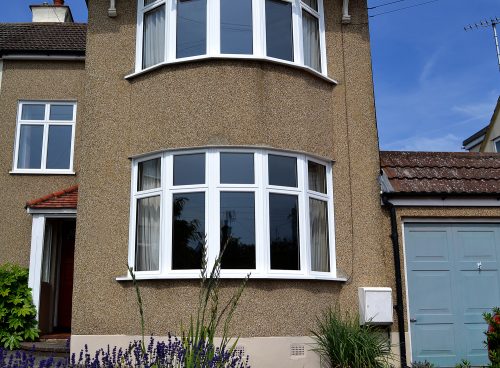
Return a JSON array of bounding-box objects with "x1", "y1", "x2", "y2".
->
[{"x1": 405, "y1": 223, "x2": 500, "y2": 367}]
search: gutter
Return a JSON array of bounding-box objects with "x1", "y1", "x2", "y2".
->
[{"x1": 382, "y1": 194, "x2": 408, "y2": 368}]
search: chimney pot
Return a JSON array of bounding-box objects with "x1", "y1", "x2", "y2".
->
[{"x1": 53, "y1": 0, "x2": 64, "y2": 5}]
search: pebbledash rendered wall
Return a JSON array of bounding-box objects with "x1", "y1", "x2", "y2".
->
[
  {"x1": 0, "y1": 60, "x2": 84, "y2": 266},
  {"x1": 72, "y1": 0, "x2": 395, "y2": 366}
]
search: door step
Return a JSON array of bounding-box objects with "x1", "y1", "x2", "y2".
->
[{"x1": 19, "y1": 339, "x2": 70, "y2": 356}]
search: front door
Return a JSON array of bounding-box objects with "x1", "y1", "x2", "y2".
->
[
  {"x1": 405, "y1": 223, "x2": 500, "y2": 367},
  {"x1": 56, "y1": 221, "x2": 75, "y2": 331}
]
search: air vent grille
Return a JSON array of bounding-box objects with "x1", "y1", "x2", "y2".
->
[
  {"x1": 290, "y1": 343, "x2": 305, "y2": 357},
  {"x1": 233, "y1": 345, "x2": 245, "y2": 356}
]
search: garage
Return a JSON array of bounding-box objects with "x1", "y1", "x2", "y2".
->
[{"x1": 405, "y1": 222, "x2": 500, "y2": 367}]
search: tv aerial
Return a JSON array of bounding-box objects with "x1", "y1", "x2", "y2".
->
[{"x1": 465, "y1": 17, "x2": 500, "y2": 72}]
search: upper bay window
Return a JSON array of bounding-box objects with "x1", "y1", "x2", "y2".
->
[
  {"x1": 128, "y1": 148, "x2": 337, "y2": 280},
  {"x1": 136, "y1": 0, "x2": 327, "y2": 75},
  {"x1": 12, "y1": 102, "x2": 76, "y2": 174}
]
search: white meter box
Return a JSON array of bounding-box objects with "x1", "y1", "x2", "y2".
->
[{"x1": 358, "y1": 287, "x2": 393, "y2": 325}]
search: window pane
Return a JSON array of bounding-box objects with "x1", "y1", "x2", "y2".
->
[
  {"x1": 143, "y1": 5, "x2": 166, "y2": 69},
  {"x1": 308, "y1": 161, "x2": 326, "y2": 193},
  {"x1": 268, "y1": 154, "x2": 297, "y2": 187},
  {"x1": 265, "y1": 0, "x2": 293, "y2": 61},
  {"x1": 302, "y1": 10, "x2": 321, "y2": 71},
  {"x1": 220, "y1": 192, "x2": 256, "y2": 269},
  {"x1": 49, "y1": 105, "x2": 74, "y2": 121},
  {"x1": 174, "y1": 153, "x2": 205, "y2": 185},
  {"x1": 144, "y1": 0, "x2": 156, "y2": 5},
  {"x1": 46, "y1": 125, "x2": 72, "y2": 169},
  {"x1": 177, "y1": 0, "x2": 207, "y2": 58},
  {"x1": 17, "y1": 125, "x2": 44, "y2": 169},
  {"x1": 172, "y1": 193, "x2": 205, "y2": 269},
  {"x1": 270, "y1": 193, "x2": 300, "y2": 270},
  {"x1": 220, "y1": 0, "x2": 253, "y2": 54},
  {"x1": 220, "y1": 153, "x2": 254, "y2": 184},
  {"x1": 21, "y1": 104, "x2": 45, "y2": 120},
  {"x1": 302, "y1": 0, "x2": 318, "y2": 11},
  {"x1": 496, "y1": 140, "x2": 500, "y2": 153},
  {"x1": 135, "y1": 196, "x2": 161, "y2": 271},
  {"x1": 138, "y1": 158, "x2": 161, "y2": 191},
  {"x1": 310, "y1": 198, "x2": 329, "y2": 272}
]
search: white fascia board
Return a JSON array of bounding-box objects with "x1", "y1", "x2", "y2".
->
[
  {"x1": 26, "y1": 208, "x2": 77, "y2": 215},
  {"x1": 463, "y1": 135, "x2": 485, "y2": 150},
  {"x1": 387, "y1": 196, "x2": 500, "y2": 207}
]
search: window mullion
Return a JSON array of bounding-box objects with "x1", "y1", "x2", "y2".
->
[
  {"x1": 207, "y1": 150, "x2": 219, "y2": 271},
  {"x1": 167, "y1": 0, "x2": 177, "y2": 62},
  {"x1": 318, "y1": 0, "x2": 327, "y2": 75},
  {"x1": 135, "y1": 1, "x2": 144, "y2": 72},
  {"x1": 298, "y1": 155, "x2": 309, "y2": 275},
  {"x1": 164, "y1": 153, "x2": 174, "y2": 273},
  {"x1": 40, "y1": 106, "x2": 49, "y2": 170},
  {"x1": 326, "y1": 164, "x2": 336, "y2": 277},
  {"x1": 129, "y1": 162, "x2": 139, "y2": 271},
  {"x1": 208, "y1": 0, "x2": 220, "y2": 55},
  {"x1": 293, "y1": 0, "x2": 302, "y2": 65},
  {"x1": 253, "y1": 0, "x2": 264, "y2": 57}
]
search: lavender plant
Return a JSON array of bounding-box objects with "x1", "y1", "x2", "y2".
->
[{"x1": 0, "y1": 336, "x2": 249, "y2": 368}]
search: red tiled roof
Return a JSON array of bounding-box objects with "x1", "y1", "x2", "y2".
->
[
  {"x1": 0, "y1": 23, "x2": 86, "y2": 56},
  {"x1": 26, "y1": 185, "x2": 78, "y2": 209},
  {"x1": 380, "y1": 151, "x2": 500, "y2": 195}
]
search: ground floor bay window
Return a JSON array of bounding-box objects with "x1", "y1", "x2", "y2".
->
[{"x1": 127, "y1": 148, "x2": 337, "y2": 280}]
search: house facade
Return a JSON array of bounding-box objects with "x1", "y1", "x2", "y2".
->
[
  {"x1": 1, "y1": 0, "x2": 500, "y2": 367},
  {"x1": 463, "y1": 96, "x2": 500, "y2": 152}
]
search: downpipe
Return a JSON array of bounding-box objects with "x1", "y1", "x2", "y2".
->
[{"x1": 382, "y1": 195, "x2": 408, "y2": 368}]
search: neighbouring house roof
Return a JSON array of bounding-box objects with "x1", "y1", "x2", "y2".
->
[
  {"x1": 380, "y1": 151, "x2": 500, "y2": 195},
  {"x1": 462, "y1": 125, "x2": 488, "y2": 147},
  {"x1": 0, "y1": 23, "x2": 86, "y2": 57},
  {"x1": 26, "y1": 185, "x2": 78, "y2": 209}
]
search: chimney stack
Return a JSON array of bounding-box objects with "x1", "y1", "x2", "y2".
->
[{"x1": 30, "y1": 0, "x2": 74, "y2": 23}]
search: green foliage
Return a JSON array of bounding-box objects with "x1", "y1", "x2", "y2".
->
[
  {"x1": 181, "y1": 239, "x2": 249, "y2": 368},
  {"x1": 484, "y1": 307, "x2": 500, "y2": 367},
  {"x1": 311, "y1": 307, "x2": 391, "y2": 368},
  {"x1": 0, "y1": 264, "x2": 39, "y2": 350},
  {"x1": 454, "y1": 359, "x2": 471, "y2": 368},
  {"x1": 411, "y1": 361, "x2": 435, "y2": 368}
]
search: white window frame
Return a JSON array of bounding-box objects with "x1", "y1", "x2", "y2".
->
[
  {"x1": 126, "y1": 147, "x2": 338, "y2": 280},
  {"x1": 134, "y1": 0, "x2": 328, "y2": 78},
  {"x1": 12, "y1": 101, "x2": 76, "y2": 175},
  {"x1": 493, "y1": 137, "x2": 500, "y2": 153}
]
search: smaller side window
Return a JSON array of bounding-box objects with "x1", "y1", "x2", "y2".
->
[
  {"x1": 14, "y1": 102, "x2": 76, "y2": 173},
  {"x1": 495, "y1": 139, "x2": 500, "y2": 153}
]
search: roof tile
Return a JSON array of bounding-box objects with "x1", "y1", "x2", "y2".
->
[
  {"x1": 0, "y1": 23, "x2": 86, "y2": 56},
  {"x1": 26, "y1": 185, "x2": 78, "y2": 209},
  {"x1": 380, "y1": 151, "x2": 500, "y2": 195}
]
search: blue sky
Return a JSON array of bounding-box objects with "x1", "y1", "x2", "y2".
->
[{"x1": 1, "y1": 0, "x2": 499, "y2": 152}]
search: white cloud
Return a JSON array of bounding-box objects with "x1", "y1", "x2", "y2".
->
[{"x1": 384, "y1": 133, "x2": 462, "y2": 152}]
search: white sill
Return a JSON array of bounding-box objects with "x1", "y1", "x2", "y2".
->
[
  {"x1": 10, "y1": 170, "x2": 75, "y2": 175},
  {"x1": 116, "y1": 273, "x2": 347, "y2": 282},
  {"x1": 125, "y1": 55, "x2": 338, "y2": 85}
]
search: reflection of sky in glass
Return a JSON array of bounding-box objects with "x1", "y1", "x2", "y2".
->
[
  {"x1": 268, "y1": 154, "x2": 297, "y2": 187},
  {"x1": 221, "y1": 0, "x2": 253, "y2": 54},
  {"x1": 21, "y1": 105, "x2": 45, "y2": 120},
  {"x1": 220, "y1": 192, "x2": 255, "y2": 245},
  {"x1": 49, "y1": 105, "x2": 74, "y2": 120},
  {"x1": 220, "y1": 153, "x2": 254, "y2": 184},
  {"x1": 174, "y1": 153, "x2": 205, "y2": 185},
  {"x1": 46, "y1": 125, "x2": 72, "y2": 169},
  {"x1": 177, "y1": 0, "x2": 207, "y2": 58},
  {"x1": 265, "y1": 0, "x2": 293, "y2": 61}
]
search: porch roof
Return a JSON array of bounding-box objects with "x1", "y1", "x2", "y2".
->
[{"x1": 26, "y1": 185, "x2": 78, "y2": 209}]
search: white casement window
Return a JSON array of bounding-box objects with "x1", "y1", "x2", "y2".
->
[
  {"x1": 12, "y1": 102, "x2": 76, "y2": 174},
  {"x1": 494, "y1": 138, "x2": 500, "y2": 153},
  {"x1": 135, "y1": 0, "x2": 327, "y2": 76},
  {"x1": 128, "y1": 148, "x2": 337, "y2": 280}
]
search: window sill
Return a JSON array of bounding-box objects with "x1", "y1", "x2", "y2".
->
[
  {"x1": 125, "y1": 55, "x2": 338, "y2": 85},
  {"x1": 10, "y1": 170, "x2": 75, "y2": 175},
  {"x1": 116, "y1": 273, "x2": 347, "y2": 282}
]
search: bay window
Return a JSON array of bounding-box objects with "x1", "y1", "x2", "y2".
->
[
  {"x1": 135, "y1": 0, "x2": 327, "y2": 76},
  {"x1": 128, "y1": 148, "x2": 337, "y2": 280}
]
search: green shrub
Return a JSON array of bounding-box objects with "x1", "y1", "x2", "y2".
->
[
  {"x1": 0, "y1": 264, "x2": 39, "y2": 350},
  {"x1": 311, "y1": 307, "x2": 391, "y2": 368},
  {"x1": 484, "y1": 307, "x2": 500, "y2": 367},
  {"x1": 454, "y1": 359, "x2": 471, "y2": 368},
  {"x1": 411, "y1": 362, "x2": 435, "y2": 368}
]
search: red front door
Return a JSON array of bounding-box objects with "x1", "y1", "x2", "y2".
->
[{"x1": 56, "y1": 221, "x2": 75, "y2": 331}]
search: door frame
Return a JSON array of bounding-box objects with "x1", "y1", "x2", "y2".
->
[
  {"x1": 27, "y1": 209, "x2": 77, "y2": 320},
  {"x1": 401, "y1": 217, "x2": 500, "y2": 364}
]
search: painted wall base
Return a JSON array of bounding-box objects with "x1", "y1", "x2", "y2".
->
[{"x1": 71, "y1": 335, "x2": 322, "y2": 367}]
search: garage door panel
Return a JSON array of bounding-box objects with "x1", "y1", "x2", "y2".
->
[
  {"x1": 409, "y1": 271, "x2": 454, "y2": 324},
  {"x1": 463, "y1": 324, "x2": 490, "y2": 366},
  {"x1": 405, "y1": 223, "x2": 499, "y2": 367},
  {"x1": 412, "y1": 323, "x2": 459, "y2": 366}
]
